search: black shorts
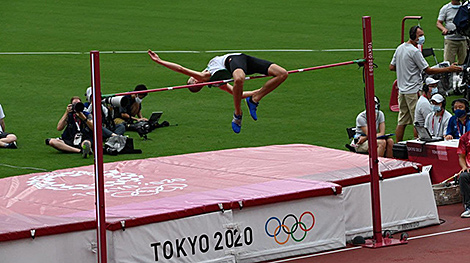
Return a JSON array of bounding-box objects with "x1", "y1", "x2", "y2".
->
[
  {"x1": 0, "y1": 131, "x2": 10, "y2": 139},
  {"x1": 225, "y1": 54, "x2": 273, "y2": 75}
]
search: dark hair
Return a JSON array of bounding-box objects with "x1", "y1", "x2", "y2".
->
[
  {"x1": 70, "y1": 96, "x2": 81, "y2": 103},
  {"x1": 409, "y1": 25, "x2": 421, "y2": 40},
  {"x1": 451, "y1": 98, "x2": 470, "y2": 113},
  {"x1": 422, "y1": 84, "x2": 429, "y2": 93},
  {"x1": 134, "y1": 84, "x2": 148, "y2": 97}
]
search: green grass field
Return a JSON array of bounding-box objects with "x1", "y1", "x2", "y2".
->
[{"x1": 0, "y1": 0, "x2": 462, "y2": 178}]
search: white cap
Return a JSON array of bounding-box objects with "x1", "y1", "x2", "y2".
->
[
  {"x1": 85, "y1": 87, "x2": 92, "y2": 102},
  {"x1": 425, "y1": 77, "x2": 440, "y2": 85},
  {"x1": 430, "y1": 94, "x2": 445, "y2": 103}
]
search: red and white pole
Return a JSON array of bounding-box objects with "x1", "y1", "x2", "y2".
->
[
  {"x1": 362, "y1": 16, "x2": 408, "y2": 248},
  {"x1": 362, "y1": 16, "x2": 383, "y2": 245},
  {"x1": 90, "y1": 50, "x2": 107, "y2": 263}
]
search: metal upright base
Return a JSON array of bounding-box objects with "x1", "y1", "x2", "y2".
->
[{"x1": 363, "y1": 237, "x2": 408, "y2": 248}]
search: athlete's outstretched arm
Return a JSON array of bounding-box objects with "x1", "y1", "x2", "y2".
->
[{"x1": 148, "y1": 50, "x2": 209, "y2": 81}]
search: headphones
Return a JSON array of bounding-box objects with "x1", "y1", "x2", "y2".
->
[
  {"x1": 409, "y1": 25, "x2": 421, "y2": 41},
  {"x1": 374, "y1": 96, "x2": 380, "y2": 111},
  {"x1": 422, "y1": 84, "x2": 429, "y2": 93},
  {"x1": 451, "y1": 98, "x2": 470, "y2": 113}
]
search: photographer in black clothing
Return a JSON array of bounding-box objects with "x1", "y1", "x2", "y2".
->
[
  {"x1": 114, "y1": 84, "x2": 148, "y2": 125},
  {"x1": 46, "y1": 96, "x2": 94, "y2": 158}
]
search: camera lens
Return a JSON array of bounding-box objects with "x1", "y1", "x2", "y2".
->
[{"x1": 72, "y1": 102, "x2": 85, "y2": 112}]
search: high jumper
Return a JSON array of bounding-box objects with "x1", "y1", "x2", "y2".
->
[{"x1": 147, "y1": 50, "x2": 288, "y2": 133}]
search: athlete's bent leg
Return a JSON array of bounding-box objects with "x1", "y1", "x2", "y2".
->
[{"x1": 252, "y1": 64, "x2": 288, "y2": 102}]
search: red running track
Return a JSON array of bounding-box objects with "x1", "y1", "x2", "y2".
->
[{"x1": 268, "y1": 203, "x2": 470, "y2": 263}]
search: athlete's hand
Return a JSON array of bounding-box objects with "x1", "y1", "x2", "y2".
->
[{"x1": 148, "y1": 50, "x2": 162, "y2": 63}]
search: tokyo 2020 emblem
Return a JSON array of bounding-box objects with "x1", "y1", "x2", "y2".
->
[{"x1": 265, "y1": 211, "x2": 315, "y2": 244}]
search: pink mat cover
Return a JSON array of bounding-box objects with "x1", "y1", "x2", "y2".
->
[{"x1": 0, "y1": 144, "x2": 420, "y2": 241}]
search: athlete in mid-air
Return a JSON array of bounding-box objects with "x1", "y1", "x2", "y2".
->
[{"x1": 148, "y1": 50, "x2": 288, "y2": 133}]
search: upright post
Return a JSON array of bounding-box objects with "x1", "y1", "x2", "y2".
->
[
  {"x1": 362, "y1": 16, "x2": 408, "y2": 248},
  {"x1": 90, "y1": 50, "x2": 107, "y2": 263},
  {"x1": 362, "y1": 16, "x2": 383, "y2": 245}
]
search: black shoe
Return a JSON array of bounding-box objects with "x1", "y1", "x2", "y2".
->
[
  {"x1": 82, "y1": 141, "x2": 91, "y2": 158},
  {"x1": 5, "y1": 142, "x2": 17, "y2": 149}
]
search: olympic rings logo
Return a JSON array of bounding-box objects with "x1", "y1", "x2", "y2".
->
[{"x1": 264, "y1": 211, "x2": 315, "y2": 245}]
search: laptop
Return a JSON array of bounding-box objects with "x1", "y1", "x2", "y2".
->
[
  {"x1": 148, "y1": 111, "x2": 163, "y2": 124},
  {"x1": 415, "y1": 125, "x2": 443, "y2": 142}
]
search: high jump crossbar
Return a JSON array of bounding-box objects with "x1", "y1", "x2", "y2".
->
[{"x1": 102, "y1": 59, "x2": 365, "y2": 98}]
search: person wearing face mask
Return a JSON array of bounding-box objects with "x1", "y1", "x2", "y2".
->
[
  {"x1": 390, "y1": 25, "x2": 462, "y2": 142},
  {"x1": 352, "y1": 96, "x2": 394, "y2": 158},
  {"x1": 437, "y1": 0, "x2": 468, "y2": 65},
  {"x1": 424, "y1": 94, "x2": 452, "y2": 137},
  {"x1": 113, "y1": 84, "x2": 149, "y2": 125},
  {"x1": 445, "y1": 98, "x2": 470, "y2": 140},
  {"x1": 414, "y1": 78, "x2": 437, "y2": 127}
]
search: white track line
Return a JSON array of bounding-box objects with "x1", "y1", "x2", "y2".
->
[
  {"x1": 0, "y1": 48, "x2": 442, "y2": 56},
  {"x1": 408, "y1": 226, "x2": 470, "y2": 240},
  {"x1": 268, "y1": 226, "x2": 470, "y2": 263}
]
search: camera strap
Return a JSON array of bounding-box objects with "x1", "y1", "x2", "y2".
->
[
  {"x1": 72, "y1": 114, "x2": 83, "y2": 145},
  {"x1": 73, "y1": 114, "x2": 82, "y2": 132}
]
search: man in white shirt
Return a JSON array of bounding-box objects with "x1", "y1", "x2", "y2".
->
[
  {"x1": 0, "y1": 104, "x2": 18, "y2": 149},
  {"x1": 415, "y1": 78, "x2": 436, "y2": 127},
  {"x1": 148, "y1": 50, "x2": 288, "y2": 134},
  {"x1": 390, "y1": 25, "x2": 462, "y2": 141},
  {"x1": 437, "y1": 0, "x2": 468, "y2": 64},
  {"x1": 424, "y1": 94, "x2": 452, "y2": 137}
]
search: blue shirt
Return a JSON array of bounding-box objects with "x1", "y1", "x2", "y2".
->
[{"x1": 446, "y1": 115, "x2": 470, "y2": 139}]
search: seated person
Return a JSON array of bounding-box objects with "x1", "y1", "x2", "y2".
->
[
  {"x1": 114, "y1": 84, "x2": 148, "y2": 125},
  {"x1": 446, "y1": 98, "x2": 470, "y2": 140},
  {"x1": 0, "y1": 103, "x2": 18, "y2": 149},
  {"x1": 353, "y1": 96, "x2": 394, "y2": 158},
  {"x1": 46, "y1": 96, "x2": 94, "y2": 158},
  {"x1": 84, "y1": 87, "x2": 125, "y2": 139},
  {"x1": 414, "y1": 78, "x2": 435, "y2": 127},
  {"x1": 425, "y1": 77, "x2": 440, "y2": 96},
  {"x1": 424, "y1": 94, "x2": 452, "y2": 137}
]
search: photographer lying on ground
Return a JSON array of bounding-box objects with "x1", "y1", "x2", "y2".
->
[{"x1": 45, "y1": 96, "x2": 93, "y2": 158}]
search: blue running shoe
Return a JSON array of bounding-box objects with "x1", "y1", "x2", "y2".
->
[
  {"x1": 245, "y1": 97, "x2": 259, "y2": 121},
  {"x1": 232, "y1": 113, "x2": 242, "y2": 133}
]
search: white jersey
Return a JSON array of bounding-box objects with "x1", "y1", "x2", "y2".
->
[{"x1": 205, "y1": 53, "x2": 241, "y2": 75}]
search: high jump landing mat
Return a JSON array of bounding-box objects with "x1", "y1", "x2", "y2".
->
[{"x1": 0, "y1": 144, "x2": 438, "y2": 263}]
